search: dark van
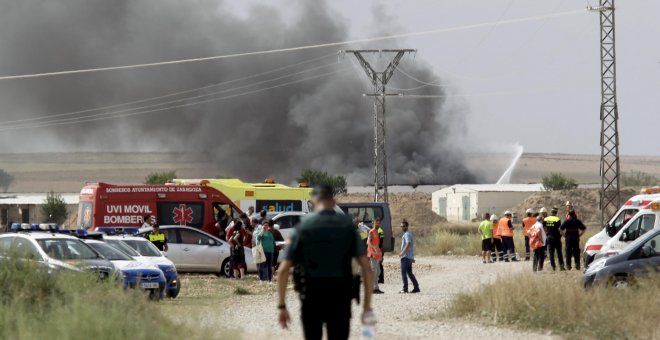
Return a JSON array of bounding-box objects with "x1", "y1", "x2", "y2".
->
[{"x1": 338, "y1": 202, "x2": 393, "y2": 252}]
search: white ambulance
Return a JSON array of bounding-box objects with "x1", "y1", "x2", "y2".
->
[
  {"x1": 583, "y1": 188, "x2": 660, "y2": 266},
  {"x1": 592, "y1": 200, "x2": 660, "y2": 262}
]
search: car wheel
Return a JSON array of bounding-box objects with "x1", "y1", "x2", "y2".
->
[
  {"x1": 148, "y1": 289, "x2": 162, "y2": 301},
  {"x1": 220, "y1": 258, "x2": 231, "y2": 278},
  {"x1": 610, "y1": 275, "x2": 630, "y2": 288},
  {"x1": 167, "y1": 286, "x2": 180, "y2": 299}
]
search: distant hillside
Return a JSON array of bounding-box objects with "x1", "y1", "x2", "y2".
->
[{"x1": 2, "y1": 152, "x2": 660, "y2": 192}]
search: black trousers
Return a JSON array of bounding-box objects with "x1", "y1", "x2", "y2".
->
[
  {"x1": 565, "y1": 236, "x2": 581, "y2": 270},
  {"x1": 547, "y1": 236, "x2": 565, "y2": 270},
  {"x1": 533, "y1": 248, "x2": 546, "y2": 272},
  {"x1": 524, "y1": 236, "x2": 531, "y2": 259},
  {"x1": 301, "y1": 285, "x2": 352, "y2": 340},
  {"x1": 378, "y1": 259, "x2": 384, "y2": 284},
  {"x1": 491, "y1": 238, "x2": 504, "y2": 261}
]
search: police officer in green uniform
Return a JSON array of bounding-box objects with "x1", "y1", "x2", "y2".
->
[
  {"x1": 146, "y1": 223, "x2": 168, "y2": 252},
  {"x1": 277, "y1": 185, "x2": 375, "y2": 340}
]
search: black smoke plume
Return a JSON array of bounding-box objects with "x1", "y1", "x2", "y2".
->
[{"x1": 0, "y1": 0, "x2": 476, "y2": 185}]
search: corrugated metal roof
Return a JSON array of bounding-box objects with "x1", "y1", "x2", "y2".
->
[
  {"x1": 0, "y1": 193, "x2": 79, "y2": 205},
  {"x1": 434, "y1": 184, "x2": 544, "y2": 194}
]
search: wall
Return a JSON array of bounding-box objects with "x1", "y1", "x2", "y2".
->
[
  {"x1": 433, "y1": 190, "x2": 539, "y2": 223},
  {"x1": 0, "y1": 204, "x2": 78, "y2": 231},
  {"x1": 476, "y1": 191, "x2": 538, "y2": 218}
]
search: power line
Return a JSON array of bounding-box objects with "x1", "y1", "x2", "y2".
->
[
  {"x1": 0, "y1": 69, "x2": 347, "y2": 132},
  {"x1": 0, "y1": 9, "x2": 585, "y2": 81},
  {"x1": 0, "y1": 53, "x2": 336, "y2": 126},
  {"x1": 0, "y1": 62, "x2": 339, "y2": 128}
]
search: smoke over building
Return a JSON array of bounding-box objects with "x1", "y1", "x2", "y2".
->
[{"x1": 0, "y1": 0, "x2": 476, "y2": 185}]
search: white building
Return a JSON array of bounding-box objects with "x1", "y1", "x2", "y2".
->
[
  {"x1": 0, "y1": 193, "x2": 79, "y2": 232},
  {"x1": 431, "y1": 184, "x2": 544, "y2": 223}
]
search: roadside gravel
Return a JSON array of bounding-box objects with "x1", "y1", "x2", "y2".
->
[{"x1": 206, "y1": 256, "x2": 561, "y2": 340}]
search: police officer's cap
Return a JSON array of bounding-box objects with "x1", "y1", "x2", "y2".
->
[{"x1": 311, "y1": 185, "x2": 334, "y2": 200}]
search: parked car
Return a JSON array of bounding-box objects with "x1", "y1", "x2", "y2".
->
[
  {"x1": 0, "y1": 230, "x2": 114, "y2": 280},
  {"x1": 137, "y1": 225, "x2": 258, "y2": 277},
  {"x1": 105, "y1": 235, "x2": 180, "y2": 298},
  {"x1": 83, "y1": 239, "x2": 166, "y2": 300},
  {"x1": 271, "y1": 211, "x2": 307, "y2": 240},
  {"x1": 583, "y1": 227, "x2": 660, "y2": 288}
]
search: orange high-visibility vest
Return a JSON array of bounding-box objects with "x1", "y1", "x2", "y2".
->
[
  {"x1": 498, "y1": 217, "x2": 513, "y2": 237},
  {"x1": 522, "y1": 217, "x2": 536, "y2": 237},
  {"x1": 367, "y1": 228, "x2": 382, "y2": 259},
  {"x1": 493, "y1": 221, "x2": 501, "y2": 239}
]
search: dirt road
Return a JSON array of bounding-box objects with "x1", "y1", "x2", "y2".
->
[{"x1": 210, "y1": 256, "x2": 560, "y2": 340}]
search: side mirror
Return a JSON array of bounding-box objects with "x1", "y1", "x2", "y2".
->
[
  {"x1": 621, "y1": 231, "x2": 628, "y2": 242},
  {"x1": 642, "y1": 245, "x2": 652, "y2": 258},
  {"x1": 208, "y1": 239, "x2": 217, "y2": 246},
  {"x1": 274, "y1": 224, "x2": 281, "y2": 230},
  {"x1": 605, "y1": 223, "x2": 617, "y2": 237}
]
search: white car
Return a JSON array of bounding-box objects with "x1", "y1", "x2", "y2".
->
[
  {"x1": 83, "y1": 239, "x2": 166, "y2": 299},
  {"x1": 137, "y1": 225, "x2": 258, "y2": 277},
  {"x1": 271, "y1": 211, "x2": 307, "y2": 240},
  {"x1": 0, "y1": 230, "x2": 114, "y2": 279},
  {"x1": 105, "y1": 235, "x2": 180, "y2": 298}
]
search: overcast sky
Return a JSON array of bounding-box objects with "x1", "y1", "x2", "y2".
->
[{"x1": 233, "y1": 0, "x2": 660, "y2": 156}]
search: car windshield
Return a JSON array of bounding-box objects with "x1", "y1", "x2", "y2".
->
[
  {"x1": 87, "y1": 242, "x2": 133, "y2": 261},
  {"x1": 106, "y1": 239, "x2": 141, "y2": 257},
  {"x1": 37, "y1": 238, "x2": 100, "y2": 261},
  {"x1": 123, "y1": 239, "x2": 162, "y2": 257}
]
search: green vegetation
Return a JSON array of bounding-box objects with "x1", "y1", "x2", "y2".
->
[
  {"x1": 297, "y1": 168, "x2": 347, "y2": 195},
  {"x1": 233, "y1": 286, "x2": 252, "y2": 295},
  {"x1": 444, "y1": 273, "x2": 660, "y2": 339},
  {"x1": 0, "y1": 168, "x2": 14, "y2": 192},
  {"x1": 621, "y1": 170, "x2": 658, "y2": 188},
  {"x1": 542, "y1": 173, "x2": 578, "y2": 191},
  {"x1": 144, "y1": 170, "x2": 177, "y2": 185},
  {"x1": 0, "y1": 260, "x2": 204, "y2": 340},
  {"x1": 41, "y1": 190, "x2": 69, "y2": 224}
]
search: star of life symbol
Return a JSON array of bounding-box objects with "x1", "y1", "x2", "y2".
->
[{"x1": 173, "y1": 204, "x2": 193, "y2": 225}]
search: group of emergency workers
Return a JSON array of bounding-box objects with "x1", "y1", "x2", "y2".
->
[{"x1": 478, "y1": 201, "x2": 587, "y2": 272}]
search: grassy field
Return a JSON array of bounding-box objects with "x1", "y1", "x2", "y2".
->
[
  {"x1": 414, "y1": 222, "x2": 599, "y2": 257},
  {"x1": 0, "y1": 260, "x2": 208, "y2": 340},
  {"x1": 443, "y1": 272, "x2": 660, "y2": 339}
]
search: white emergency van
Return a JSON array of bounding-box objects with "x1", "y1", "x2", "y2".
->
[
  {"x1": 593, "y1": 200, "x2": 660, "y2": 262},
  {"x1": 583, "y1": 188, "x2": 660, "y2": 266}
]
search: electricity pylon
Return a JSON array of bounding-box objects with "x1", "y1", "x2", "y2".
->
[{"x1": 343, "y1": 49, "x2": 415, "y2": 202}]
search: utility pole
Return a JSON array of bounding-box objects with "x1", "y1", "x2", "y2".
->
[
  {"x1": 589, "y1": 1, "x2": 620, "y2": 225},
  {"x1": 343, "y1": 49, "x2": 415, "y2": 202}
]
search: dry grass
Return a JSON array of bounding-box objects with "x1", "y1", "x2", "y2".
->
[{"x1": 444, "y1": 272, "x2": 660, "y2": 339}]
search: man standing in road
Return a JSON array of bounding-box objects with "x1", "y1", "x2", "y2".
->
[
  {"x1": 478, "y1": 213, "x2": 493, "y2": 264},
  {"x1": 399, "y1": 220, "x2": 420, "y2": 294},
  {"x1": 490, "y1": 214, "x2": 503, "y2": 262},
  {"x1": 544, "y1": 207, "x2": 565, "y2": 271},
  {"x1": 368, "y1": 219, "x2": 384, "y2": 294},
  {"x1": 560, "y1": 210, "x2": 587, "y2": 270},
  {"x1": 276, "y1": 185, "x2": 374, "y2": 340},
  {"x1": 145, "y1": 223, "x2": 168, "y2": 252},
  {"x1": 376, "y1": 218, "x2": 385, "y2": 285}
]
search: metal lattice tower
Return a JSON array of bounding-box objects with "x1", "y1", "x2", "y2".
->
[
  {"x1": 590, "y1": 1, "x2": 621, "y2": 224},
  {"x1": 344, "y1": 49, "x2": 415, "y2": 202}
]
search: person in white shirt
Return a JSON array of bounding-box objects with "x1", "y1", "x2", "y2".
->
[
  {"x1": 529, "y1": 214, "x2": 548, "y2": 272},
  {"x1": 141, "y1": 215, "x2": 153, "y2": 229}
]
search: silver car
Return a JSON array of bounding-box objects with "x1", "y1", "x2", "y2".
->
[{"x1": 138, "y1": 225, "x2": 257, "y2": 277}]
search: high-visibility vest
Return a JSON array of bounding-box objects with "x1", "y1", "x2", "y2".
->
[
  {"x1": 522, "y1": 217, "x2": 535, "y2": 237},
  {"x1": 492, "y1": 221, "x2": 501, "y2": 239},
  {"x1": 498, "y1": 217, "x2": 513, "y2": 237},
  {"x1": 148, "y1": 233, "x2": 165, "y2": 242},
  {"x1": 367, "y1": 228, "x2": 382, "y2": 259},
  {"x1": 529, "y1": 227, "x2": 544, "y2": 250}
]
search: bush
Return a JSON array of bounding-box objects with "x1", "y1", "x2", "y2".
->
[
  {"x1": 145, "y1": 170, "x2": 176, "y2": 185},
  {"x1": 445, "y1": 273, "x2": 660, "y2": 338},
  {"x1": 0, "y1": 169, "x2": 14, "y2": 192},
  {"x1": 41, "y1": 190, "x2": 69, "y2": 224},
  {"x1": 621, "y1": 171, "x2": 658, "y2": 187},
  {"x1": 542, "y1": 173, "x2": 578, "y2": 191},
  {"x1": 297, "y1": 168, "x2": 347, "y2": 195},
  {"x1": 0, "y1": 259, "x2": 204, "y2": 339}
]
